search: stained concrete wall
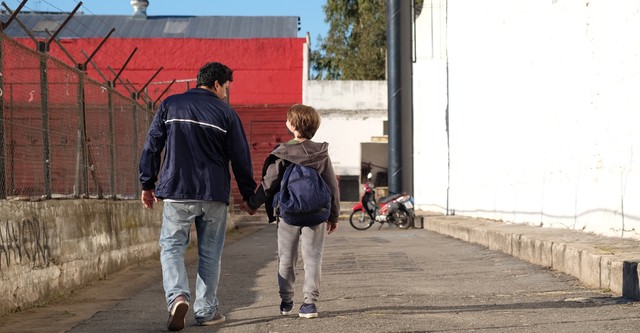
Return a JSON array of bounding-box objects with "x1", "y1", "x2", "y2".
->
[{"x1": 0, "y1": 200, "x2": 165, "y2": 316}]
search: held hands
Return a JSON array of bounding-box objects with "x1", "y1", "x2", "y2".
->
[
  {"x1": 141, "y1": 190, "x2": 158, "y2": 209},
  {"x1": 240, "y1": 201, "x2": 257, "y2": 215}
]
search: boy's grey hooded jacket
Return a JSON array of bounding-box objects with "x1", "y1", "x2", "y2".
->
[{"x1": 249, "y1": 139, "x2": 340, "y2": 224}]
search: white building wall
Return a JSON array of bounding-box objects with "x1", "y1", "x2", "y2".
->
[
  {"x1": 414, "y1": 0, "x2": 640, "y2": 239},
  {"x1": 305, "y1": 80, "x2": 387, "y2": 110},
  {"x1": 304, "y1": 80, "x2": 387, "y2": 176},
  {"x1": 413, "y1": 0, "x2": 449, "y2": 214}
]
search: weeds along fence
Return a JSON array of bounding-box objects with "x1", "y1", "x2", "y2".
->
[{"x1": 0, "y1": 31, "x2": 155, "y2": 200}]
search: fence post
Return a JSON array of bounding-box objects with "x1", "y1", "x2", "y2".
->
[
  {"x1": 0, "y1": 32, "x2": 6, "y2": 199},
  {"x1": 132, "y1": 102, "x2": 140, "y2": 196},
  {"x1": 8, "y1": 83, "x2": 14, "y2": 194},
  {"x1": 107, "y1": 82, "x2": 116, "y2": 199},
  {"x1": 37, "y1": 2, "x2": 84, "y2": 199},
  {"x1": 38, "y1": 41, "x2": 52, "y2": 199},
  {"x1": 75, "y1": 74, "x2": 89, "y2": 197}
]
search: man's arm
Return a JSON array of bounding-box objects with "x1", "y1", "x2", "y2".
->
[
  {"x1": 139, "y1": 104, "x2": 167, "y2": 199},
  {"x1": 226, "y1": 109, "x2": 257, "y2": 200}
]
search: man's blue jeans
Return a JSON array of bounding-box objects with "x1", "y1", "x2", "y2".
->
[{"x1": 160, "y1": 201, "x2": 227, "y2": 319}]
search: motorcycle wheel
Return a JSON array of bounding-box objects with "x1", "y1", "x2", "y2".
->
[
  {"x1": 349, "y1": 209, "x2": 374, "y2": 230},
  {"x1": 395, "y1": 208, "x2": 413, "y2": 229}
]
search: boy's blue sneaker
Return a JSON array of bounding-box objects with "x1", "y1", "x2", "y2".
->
[
  {"x1": 280, "y1": 300, "x2": 294, "y2": 315},
  {"x1": 196, "y1": 311, "x2": 226, "y2": 326},
  {"x1": 298, "y1": 303, "x2": 318, "y2": 318}
]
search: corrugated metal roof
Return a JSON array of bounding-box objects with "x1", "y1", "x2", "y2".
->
[{"x1": 0, "y1": 12, "x2": 300, "y2": 39}]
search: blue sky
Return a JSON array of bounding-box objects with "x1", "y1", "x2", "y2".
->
[{"x1": 7, "y1": 0, "x2": 329, "y2": 42}]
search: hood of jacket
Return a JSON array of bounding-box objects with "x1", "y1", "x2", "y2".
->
[{"x1": 271, "y1": 140, "x2": 329, "y2": 172}]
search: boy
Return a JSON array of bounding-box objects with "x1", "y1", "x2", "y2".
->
[{"x1": 247, "y1": 104, "x2": 340, "y2": 318}]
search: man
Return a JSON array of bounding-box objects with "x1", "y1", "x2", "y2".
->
[{"x1": 139, "y1": 62, "x2": 256, "y2": 331}]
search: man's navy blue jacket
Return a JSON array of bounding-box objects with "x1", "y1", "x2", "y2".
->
[{"x1": 139, "y1": 88, "x2": 256, "y2": 203}]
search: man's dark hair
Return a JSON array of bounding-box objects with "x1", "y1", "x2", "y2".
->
[{"x1": 197, "y1": 62, "x2": 233, "y2": 88}]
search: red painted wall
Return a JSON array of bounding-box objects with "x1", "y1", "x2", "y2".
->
[
  {"x1": 48, "y1": 37, "x2": 305, "y2": 105},
  {"x1": 7, "y1": 35, "x2": 305, "y2": 205}
]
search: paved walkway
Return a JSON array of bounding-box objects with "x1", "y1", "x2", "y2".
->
[{"x1": 3, "y1": 215, "x2": 640, "y2": 332}]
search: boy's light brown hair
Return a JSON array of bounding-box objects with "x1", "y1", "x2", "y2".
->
[{"x1": 287, "y1": 104, "x2": 320, "y2": 139}]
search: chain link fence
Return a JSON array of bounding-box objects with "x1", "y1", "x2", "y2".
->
[{"x1": 0, "y1": 31, "x2": 154, "y2": 200}]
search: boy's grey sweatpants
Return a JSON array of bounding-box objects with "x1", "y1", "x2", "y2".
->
[{"x1": 277, "y1": 221, "x2": 326, "y2": 305}]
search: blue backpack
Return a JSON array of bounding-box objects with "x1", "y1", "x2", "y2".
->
[{"x1": 274, "y1": 162, "x2": 332, "y2": 226}]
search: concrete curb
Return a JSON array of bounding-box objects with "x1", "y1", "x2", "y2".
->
[{"x1": 420, "y1": 214, "x2": 640, "y2": 300}]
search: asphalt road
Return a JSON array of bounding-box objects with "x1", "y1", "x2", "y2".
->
[{"x1": 3, "y1": 220, "x2": 640, "y2": 333}]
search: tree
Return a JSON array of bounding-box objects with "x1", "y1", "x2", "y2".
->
[
  {"x1": 311, "y1": 0, "x2": 387, "y2": 80},
  {"x1": 310, "y1": 0, "x2": 423, "y2": 80}
]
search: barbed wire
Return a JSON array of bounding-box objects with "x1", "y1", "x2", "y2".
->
[{"x1": 3, "y1": 0, "x2": 178, "y2": 101}]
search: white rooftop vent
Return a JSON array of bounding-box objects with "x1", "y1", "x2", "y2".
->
[{"x1": 131, "y1": 0, "x2": 149, "y2": 18}]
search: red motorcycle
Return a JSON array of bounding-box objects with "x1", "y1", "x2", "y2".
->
[{"x1": 349, "y1": 173, "x2": 415, "y2": 230}]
